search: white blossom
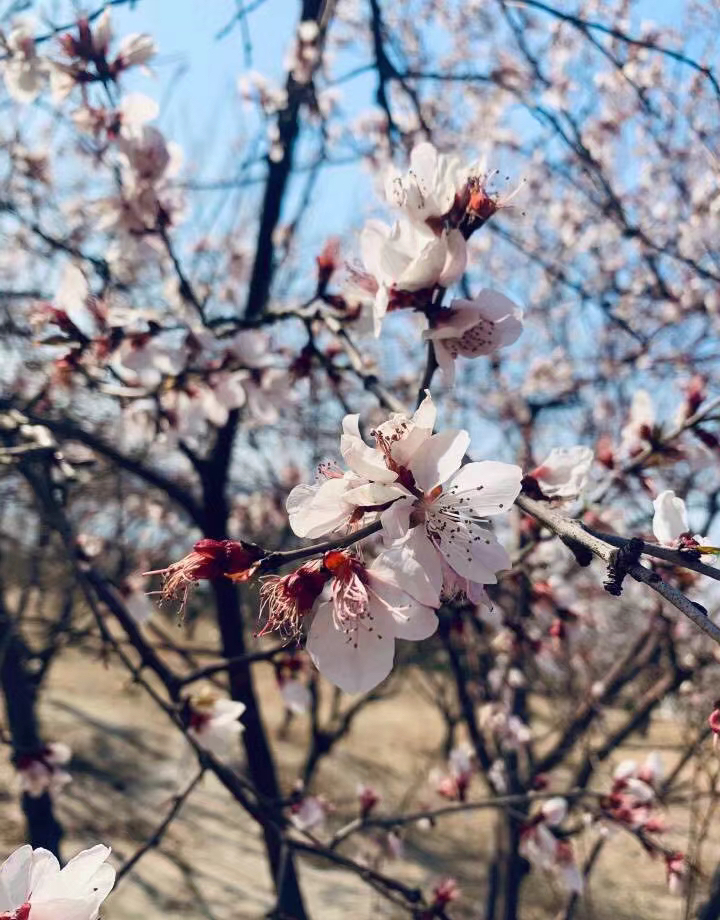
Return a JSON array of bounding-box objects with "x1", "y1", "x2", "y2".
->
[
  {"x1": 532, "y1": 446, "x2": 594, "y2": 499},
  {"x1": 0, "y1": 844, "x2": 115, "y2": 920}
]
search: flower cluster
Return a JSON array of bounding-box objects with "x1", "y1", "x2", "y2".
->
[
  {"x1": 265, "y1": 392, "x2": 522, "y2": 692},
  {"x1": 1, "y1": 10, "x2": 155, "y2": 106},
  {"x1": 519, "y1": 797, "x2": 583, "y2": 895},
  {"x1": 352, "y1": 142, "x2": 524, "y2": 381}
]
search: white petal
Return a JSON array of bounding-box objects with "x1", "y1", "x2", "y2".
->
[
  {"x1": 652, "y1": 490, "x2": 689, "y2": 545},
  {"x1": 286, "y1": 479, "x2": 353, "y2": 539},
  {"x1": 438, "y1": 229, "x2": 467, "y2": 285},
  {"x1": 431, "y1": 339, "x2": 456, "y2": 385},
  {"x1": 437, "y1": 461, "x2": 522, "y2": 517},
  {"x1": 343, "y1": 482, "x2": 410, "y2": 507},
  {"x1": 365, "y1": 564, "x2": 439, "y2": 638},
  {"x1": 211, "y1": 699, "x2": 247, "y2": 724},
  {"x1": 307, "y1": 602, "x2": 395, "y2": 694},
  {"x1": 395, "y1": 235, "x2": 447, "y2": 290},
  {"x1": 374, "y1": 527, "x2": 442, "y2": 606},
  {"x1": 0, "y1": 845, "x2": 33, "y2": 911},
  {"x1": 380, "y1": 497, "x2": 414, "y2": 541},
  {"x1": 340, "y1": 415, "x2": 397, "y2": 483},
  {"x1": 426, "y1": 515, "x2": 510, "y2": 582},
  {"x1": 411, "y1": 391, "x2": 436, "y2": 431},
  {"x1": 410, "y1": 430, "x2": 470, "y2": 492}
]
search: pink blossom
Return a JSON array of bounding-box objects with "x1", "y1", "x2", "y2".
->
[
  {"x1": 424, "y1": 290, "x2": 523, "y2": 384},
  {"x1": 306, "y1": 551, "x2": 438, "y2": 694},
  {"x1": 530, "y1": 446, "x2": 594, "y2": 499},
  {"x1": 16, "y1": 743, "x2": 72, "y2": 798},
  {"x1": 359, "y1": 217, "x2": 466, "y2": 335},
  {"x1": 186, "y1": 693, "x2": 246, "y2": 757}
]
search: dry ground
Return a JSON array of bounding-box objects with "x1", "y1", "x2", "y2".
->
[{"x1": 0, "y1": 620, "x2": 716, "y2": 920}]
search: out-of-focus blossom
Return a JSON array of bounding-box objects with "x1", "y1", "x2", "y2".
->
[
  {"x1": 357, "y1": 784, "x2": 381, "y2": 818},
  {"x1": 620, "y1": 389, "x2": 655, "y2": 455},
  {"x1": 434, "y1": 743, "x2": 475, "y2": 801},
  {"x1": 530, "y1": 446, "x2": 594, "y2": 499},
  {"x1": 2, "y1": 25, "x2": 47, "y2": 103},
  {"x1": 290, "y1": 794, "x2": 328, "y2": 831},
  {"x1": 185, "y1": 692, "x2": 246, "y2": 757},
  {"x1": 16, "y1": 743, "x2": 72, "y2": 798}
]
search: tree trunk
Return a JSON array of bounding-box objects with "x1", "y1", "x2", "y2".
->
[{"x1": 0, "y1": 598, "x2": 63, "y2": 855}]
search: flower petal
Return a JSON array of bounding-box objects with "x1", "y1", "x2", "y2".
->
[
  {"x1": 307, "y1": 601, "x2": 395, "y2": 694},
  {"x1": 375, "y1": 527, "x2": 443, "y2": 606},
  {"x1": 652, "y1": 490, "x2": 689, "y2": 546},
  {"x1": 410, "y1": 430, "x2": 470, "y2": 493},
  {"x1": 437, "y1": 461, "x2": 522, "y2": 517}
]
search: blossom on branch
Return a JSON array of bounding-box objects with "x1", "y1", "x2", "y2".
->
[
  {"x1": 423, "y1": 289, "x2": 523, "y2": 384},
  {"x1": 144, "y1": 539, "x2": 264, "y2": 616},
  {"x1": 185, "y1": 692, "x2": 246, "y2": 757},
  {"x1": 652, "y1": 490, "x2": 718, "y2": 557},
  {"x1": 529, "y1": 446, "x2": 594, "y2": 499},
  {"x1": 357, "y1": 218, "x2": 466, "y2": 335}
]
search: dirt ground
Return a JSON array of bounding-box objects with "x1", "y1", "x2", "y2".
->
[{"x1": 0, "y1": 623, "x2": 716, "y2": 920}]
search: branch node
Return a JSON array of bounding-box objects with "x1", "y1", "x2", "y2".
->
[{"x1": 604, "y1": 538, "x2": 644, "y2": 596}]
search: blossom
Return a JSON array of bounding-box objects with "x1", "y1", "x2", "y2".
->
[
  {"x1": 651, "y1": 490, "x2": 718, "y2": 558},
  {"x1": 652, "y1": 490, "x2": 690, "y2": 547},
  {"x1": 380, "y1": 448, "x2": 522, "y2": 589},
  {"x1": 434, "y1": 743, "x2": 475, "y2": 801},
  {"x1": 275, "y1": 654, "x2": 311, "y2": 714},
  {"x1": 620, "y1": 389, "x2": 655, "y2": 454},
  {"x1": 306, "y1": 550, "x2": 439, "y2": 694},
  {"x1": 185, "y1": 692, "x2": 246, "y2": 757},
  {"x1": 358, "y1": 217, "x2": 466, "y2": 335},
  {"x1": 286, "y1": 396, "x2": 437, "y2": 539},
  {"x1": 290, "y1": 795, "x2": 328, "y2": 831},
  {"x1": 112, "y1": 33, "x2": 156, "y2": 72},
  {"x1": 530, "y1": 446, "x2": 594, "y2": 499},
  {"x1": 16, "y1": 744, "x2": 72, "y2": 798},
  {"x1": 357, "y1": 784, "x2": 381, "y2": 818},
  {"x1": 144, "y1": 539, "x2": 264, "y2": 615},
  {"x1": 384, "y1": 142, "x2": 464, "y2": 226},
  {"x1": 423, "y1": 290, "x2": 523, "y2": 384},
  {"x1": 519, "y1": 820, "x2": 582, "y2": 895},
  {"x1": 666, "y1": 852, "x2": 687, "y2": 896},
  {"x1": 0, "y1": 844, "x2": 115, "y2": 920},
  {"x1": 286, "y1": 465, "x2": 367, "y2": 539},
  {"x1": 292, "y1": 392, "x2": 521, "y2": 597},
  {"x1": 540, "y1": 796, "x2": 568, "y2": 827},
  {"x1": 430, "y1": 877, "x2": 461, "y2": 910},
  {"x1": 2, "y1": 26, "x2": 47, "y2": 104},
  {"x1": 259, "y1": 560, "x2": 331, "y2": 638}
]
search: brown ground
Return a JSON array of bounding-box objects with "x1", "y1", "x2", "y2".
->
[{"x1": 0, "y1": 623, "x2": 715, "y2": 920}]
